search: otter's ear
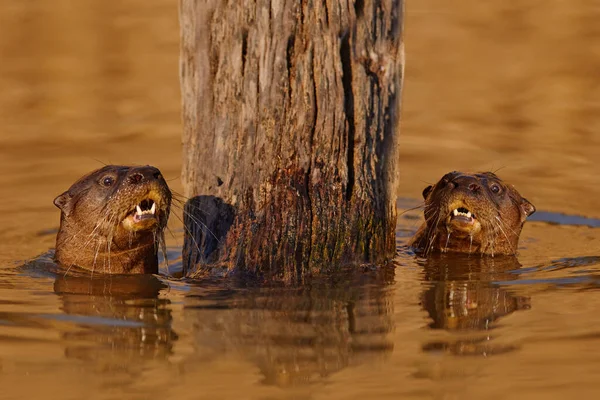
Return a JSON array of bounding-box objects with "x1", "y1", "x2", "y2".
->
[
  {"x1": 520, "y1": 197, "x2": 536, "y2": 218},
  {"x1": 53, "y1": 191, "x2": 73, "y2": 215},
  {"x1": 422, "y1": 185, "x2": 433, "y2": 199}
]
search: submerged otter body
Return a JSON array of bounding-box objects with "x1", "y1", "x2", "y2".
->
[
  {"x1": 409, "y1": 171, "x2": 535, "y2": 256},
  {"x1": 54, "y1": 165, "x2": 171, "y2": 274}
]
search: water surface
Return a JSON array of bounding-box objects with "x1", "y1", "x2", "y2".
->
[{"x1": 1, "y1": 1, "x2": 600, "y2": 399}]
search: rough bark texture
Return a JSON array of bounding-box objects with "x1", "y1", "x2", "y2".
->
[{"x1": 180, "y1": 0, "x2": 404, "y2": 281}]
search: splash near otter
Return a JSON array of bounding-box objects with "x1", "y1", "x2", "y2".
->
[
  {"x1": 53, "y1": 165, "x2": 171, "y2": 274},
  {"x1": 409, "y1": 171, "x2": 535, "y2": 256}
]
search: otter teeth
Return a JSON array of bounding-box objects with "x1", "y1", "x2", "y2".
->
[
  {"x1": 135, "y1": 201, "x2": 157, "y2": 216},
  {"x1": 453, "y1": 208, "x2": 472, "y2": 218}
]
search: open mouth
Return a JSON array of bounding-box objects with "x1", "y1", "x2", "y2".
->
[
  {"x1": 118, "y1": 187, "x2": 170, "y2": 232},
  {"x1": 131, "y1": 199, "x2": 157, "y2": 223},
  {"x1": 450, "y1": 207, "x2": 475, "y2": 224}
]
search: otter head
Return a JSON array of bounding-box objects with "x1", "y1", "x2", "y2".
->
[
  {"x1": 411, "y1": 171, "x2": 535, "y2": 255},
  {"x1": 53, "y1": 165, "x2": 172, "y2": 274}
]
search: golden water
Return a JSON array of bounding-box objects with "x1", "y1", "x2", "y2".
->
[{"x1": 1, "y1": 1, "x2": 599, "y2": 399}]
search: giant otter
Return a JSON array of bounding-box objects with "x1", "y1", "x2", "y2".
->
[
  {"x1": 409, "y1": 171, "x2": 535, "y2": 256},
  {"x1": 53, "y1": 165, "x2": 171, "y2": 274}
]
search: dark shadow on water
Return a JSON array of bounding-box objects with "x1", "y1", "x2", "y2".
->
[
  {"x1": 528, "y1": 211, "x2": 600, "y2": 228},
  {"x1": 508, "y1": 255, "x2": 600, "y2": 288},
  {"x1": 182, "y1": 266, "x2": 396, "y2": 386},
  {"x1": 418, "y1": 254, "x2": 530, "y2": 356},
  {"x1": 528, "y1": 255, "x2": 600, "y2": 273}
]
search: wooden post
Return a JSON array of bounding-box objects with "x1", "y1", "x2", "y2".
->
[{"x1": 180, "y1": 0, "x2": 404, "y2": 281}]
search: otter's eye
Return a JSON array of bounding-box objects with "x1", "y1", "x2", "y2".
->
[
  {"x1": 490, "y1": 184, "x2": 502, "y2": 194},
  {"x1": 101, "y1": 176, "x2": 115, "y2": 187}
]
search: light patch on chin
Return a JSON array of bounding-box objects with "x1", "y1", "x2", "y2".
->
[
  {"x1": 121, "y1": 197, "x2": 161, "y2": 231},
  {"x1": 445, "y1": 202, "x2": 482, "y2": 237},
  {"x1": 121, "y1": 214, "x2": 158, "y2": 231}
]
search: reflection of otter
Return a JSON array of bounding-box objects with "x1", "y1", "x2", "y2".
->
[
  {"x1": 53, "y1": 274, "x2": 177, "y2": 367},
  {"x1": 53, "y1": 165, "x2": 171, "y2": 274},
  {"x1": 420, "y1": 254, "x2": 530, "y2": 355},
  {"x1": 410, "y1": 171, "x2": 535, "y2": 255},
  {"x1": 184, "y1": 269, "x2": 395, "y2": 386}
]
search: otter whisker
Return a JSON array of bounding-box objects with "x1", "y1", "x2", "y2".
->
[
  {"x1": 64, "y1": 262, "x2": 76, "y2": 278},
  {"x1": 76, "y1": 208, "x2": 115, "y2": 252},
  {"x1": 425, "y1": 233, "x2": 437, "y2": 256},
  {"x1": 92, "y1": 238, "x2": 103, "y2": 278},
  {"x1": 486, "y1": 221, "x2": 497, "y2": 257},
  {"x1": 171, "y1": 205, "x2": 223, "y2": 250},
  {"x1": 158, "y1": 230, "x2": 169, "y2": 275},
  {"x1": 105, "y1": 214, "x2": 118, "y2": 275},
  {"x1": 495, "y1": 214, "x2": 521, "y2": 238},
  {"x1": 424, "y1": 211, "x2": 441, "y2": 256},
  {"x1": 468, "y1": 235, "x2": 473, "y2": 254},
  {"x1": 64, "y1": 220, "x2": 107, "y2": 276},
  {"x1": 444, "y1": 232, "x2": 451, "y2": 252},
  {"x1": 423, "y1": 226, "x2": 435, "y2": 255},
  {"x1": 170, "y1": 192, "x2": 213, "y2": 215},
  {"x1": 170, "y1": 210, "x2": 205, "y2": 263},
  {"x1": 165, "y1": 225, "x2": 179, "y2": 242},
  {"x1": 397, "y1": 203, "x2": 425, "y2": 217},
  {"x1": 170, "y1": 202, "x2": 222, "y2": 243},
  {"x1": 494, "y1": 216, "x2": 516, "y2": 254},
  {"x1": 479, "y1": 219, "x2": 494, "y2": 256}
]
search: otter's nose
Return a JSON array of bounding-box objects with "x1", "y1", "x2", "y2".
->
[
  {"x1": 453, "y1": 176, "x2": 482, "y2": 193},
  {"x1": 468, "y1": 183, "x2": 481, "y2": 192},
  {"x1": 127, "y1": 166, "x2": 162, "y2": 185}
]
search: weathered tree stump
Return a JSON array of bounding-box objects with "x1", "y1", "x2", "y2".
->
[{"x1": 180, "y1": 0, "x2": 404, "y2": 281}]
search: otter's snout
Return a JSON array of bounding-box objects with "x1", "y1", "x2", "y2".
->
[
  {"x1": 126, "y1": 166, "x2": 163, "y2": 185},
  {"x1": 449, "y1": 175, "x2": 483, "y2": 194}
]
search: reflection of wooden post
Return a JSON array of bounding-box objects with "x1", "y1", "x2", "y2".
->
[
  {"x1": 180, "y1": 1, "x2": 404, "y2": 280},
  {"x1": 183, "y1": 271, "x2": 394, "y2": 386}
]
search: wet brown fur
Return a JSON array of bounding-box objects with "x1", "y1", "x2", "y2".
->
[
  {"x1": 54, "y1": 165, "x2": 171, "y2": 274},
  {"x1": 409, "y1": 171, "x2": 535, "y2": 256}
]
